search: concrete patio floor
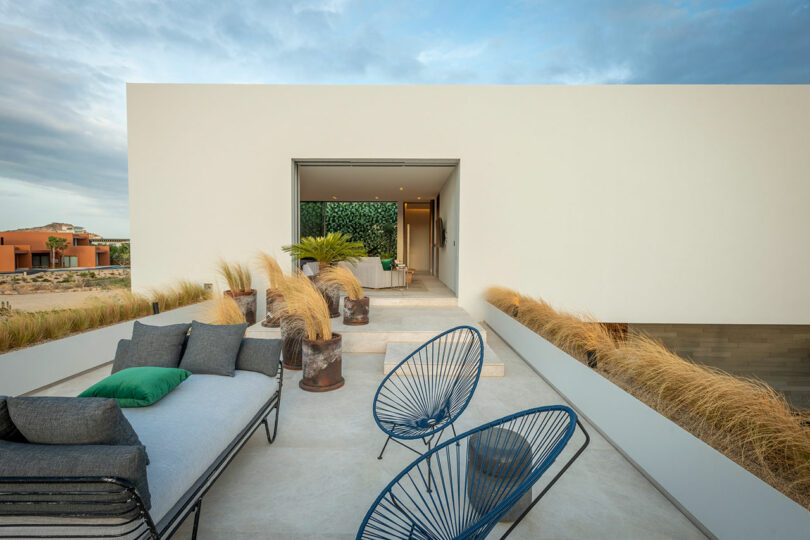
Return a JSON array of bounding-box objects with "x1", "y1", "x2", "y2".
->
[{"x1": 36, "y1": 326, "x2": 705, "y2": 539}]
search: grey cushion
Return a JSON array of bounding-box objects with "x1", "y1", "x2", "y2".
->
[
  {"x1": 0, "y1": 397, "x2": 25, "y2": 442},
  {"x1": 111, "y1": 339, "x2": 131, "y2": 373},
  {"x1": 6, "y1": 397, "x2": 147, "y2": 461},
  {"x1": 179, "y1": 321, "x2": 248, "y2": 376},
  {"x1": 236, "y1": 338, "x2": 282, "y2": 377},
  {"x1": 122, "y1": 371, "x2": 277, "y2": 523},
  {"x1": 0, "y1": 439, "x2": 151, "y2": 510},
  {"x1": 113, "y1": 321, "x2": 191, "y2": 373}
]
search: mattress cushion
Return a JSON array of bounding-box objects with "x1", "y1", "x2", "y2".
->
[{"x1": 122, "y1": 370, "x2": 277, "y2": 523}]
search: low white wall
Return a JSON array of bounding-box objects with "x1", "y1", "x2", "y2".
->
[
  {"x1": 0, "y1": 303, "x2": 209, "y2": 396},
  {"x1": 484, "y1": 303, "x2": 810, "y2": 539}
]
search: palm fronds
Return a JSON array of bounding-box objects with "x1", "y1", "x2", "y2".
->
[{"x1": 282, "y1": 232, "x2": 366, "y2": 265}]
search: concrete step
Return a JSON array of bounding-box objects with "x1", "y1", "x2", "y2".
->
[
  {"x1": 246, "y1": 305, "x2": 486, "y2": 354},
  {"x1": 383, "y1": 341, "x2": 504, "y2": 377},
  {"x1": 363, "y1": 296, "x2": 458, "y2": 307}
]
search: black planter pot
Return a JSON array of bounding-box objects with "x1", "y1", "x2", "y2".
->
[
  {"x1": 225, "y1": 289, "x2": 257, "y2": 326},
  {"x1": 280, "y1": 317, "x2": 302, "y2": 371},
  {"x1": 262, "y1": 289, "x2": 283, "y2": 328},
  {"x1": 300, "y1": 333, "x2": 344, "y2": 392},
  {"x1": 343, "y1": 296, "x2": 369, "y2": 326}
]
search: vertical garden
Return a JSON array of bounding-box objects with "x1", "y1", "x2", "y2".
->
[{"x1": 300, "y1": 201, "x2": 397, "y2": 258}]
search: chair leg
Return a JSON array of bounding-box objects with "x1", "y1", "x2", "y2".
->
[
  {"x1": 377, "y1": 435, "x2": 392, "y2": 460},
  {"x1": 191, "y1": 499, "x2": 202, "y2": 540},
  {"x1": 451, "y1": 423, "x2": 459, "y2": 446},
  {"x1": 263, "y1": 403, "x2": 280, "y2": 444}
]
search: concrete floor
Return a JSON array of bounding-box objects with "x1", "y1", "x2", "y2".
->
[
  {"x1": 35, "y1": 329, "x2": 705, "y2": 539},
  {"x1": 362, "y1": 272, "x2": 456, "y2": 299}
]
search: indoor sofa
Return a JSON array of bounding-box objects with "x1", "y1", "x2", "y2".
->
[
  {"x1": 341, "y1": 256, "x2": 393, "y2": 288},
  {"x1": 0, "y1": 320, "x2": 283, "y2": 540}
]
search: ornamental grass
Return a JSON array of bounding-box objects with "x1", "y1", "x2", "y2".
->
[
  {"x1": 256, "y1": 252, "x2": 284, "y2": 290},
  {"x1": 206, "y1": 294, "x2": 246, "y2": 325},
  {"x1": 277, "y1": 273, "x2": 332, "y2": 341},
  {"x1": 217, "y1": 260, "x2": 252, "y2": 294},
  {"x1": 319, "y1": 266, "x2": 364, "y2": 300},
  {"x1": 484, "y1": 286, "x2": 810, "y2": 508},
  {"x1": 0, "y1": 282, "x2": 210, "y2": 353}
]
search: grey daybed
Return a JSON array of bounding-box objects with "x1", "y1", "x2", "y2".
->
[{"x1": 0, "y1": 322, "x2": 283, "y2": 540}]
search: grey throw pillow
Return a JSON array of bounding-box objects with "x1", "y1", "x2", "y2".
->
[
  {"x1": 0, "y1": 397, "x2": 25, "y2": 442},
  {"x1": 111, "y1": 339, "x2": 131, "y2": 373},
  {"x1": 236, "y1": 338, "x2": 282, "y2": 377},
  {"x1": 7, "y1": 397, "x2": 148, "y2": 462},
  {"x1": 179, "y1": 321, "x2": 248, "y2": 376},
  {"x1": 113, "y1": 321, "x2": 191, "y2": 373},
  {"x1": 0, "y1": 439, "x2": 151, "y2": 510}
]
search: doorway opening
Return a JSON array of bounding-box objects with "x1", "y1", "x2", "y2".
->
[{"x1": 292, "y1": 159, "x2": 460, "y2": 296}]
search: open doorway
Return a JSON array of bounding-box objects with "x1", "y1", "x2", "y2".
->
[{"x1": 292, "y1": 159, "x2": 459, "y2": 296}]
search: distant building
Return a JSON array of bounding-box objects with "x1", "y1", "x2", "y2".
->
[
  {"x1": 91, "y1": 237, "x2": 130, "y2": 247},
  {"x1": 0, "y1": 231, "x2": 111, "y2": 272}
]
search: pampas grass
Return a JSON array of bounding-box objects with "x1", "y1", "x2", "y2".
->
[
  {"x1": 206, "y1": 294, "x2": 246, "y2": 325},
  {"x1": 217, "y1": 260, "x2": 252, "y2": 294},
  {"x1": 278, "y1": 273, "x2": 332, "y2": 341},
  {"x1": 0, "y1": 281, "x2": 210, "y2": 353},
  {"x1": 256, "y1": 252, "x2": 284, "y2": 290},
  {"x1": 319, "y1": 266, "x2": 364, "y2": 299},
  {"x1": 485, "y1": 285, "x2": 810, "y2": 508}
]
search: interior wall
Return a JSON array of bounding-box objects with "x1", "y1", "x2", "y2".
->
[
  {"x1": 404, "y1": 203, "x2": 431, "y2": 271},
  {"x1": 128, "y1": 84, "x2": 810, "y2": 324},
  {"x1": 438, "y1": 167, "x2": 460, "y2": 293}
]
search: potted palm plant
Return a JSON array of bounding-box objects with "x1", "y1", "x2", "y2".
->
[
  {"x1": 280, "y1": 272, "x2": 344, "y2": 392},
  {"x1": 282, "y1": 232, "x2": 366, "y2": 318},
  {"x1": 320, "y1": 266, "x2": 369, "y2": 325},
  {"x1": 256, "y1": 252, "x2": 284, "y2": 328},
  {"x1": 217, "y1": 260, "x2": 256, "y2": 325}
]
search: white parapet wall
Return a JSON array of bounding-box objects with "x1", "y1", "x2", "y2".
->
[
  {"x1": 0, "y1": 303, "x2": 209, "y2": 396},
  {"x1": 484, "y1": 302, "x2": 810, "y2": 540}
]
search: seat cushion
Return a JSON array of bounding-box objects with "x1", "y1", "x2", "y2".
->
[
  {"x1": 7, "y1": 397, "x2": 146, "y2": 455},
  {"x1": 123, "y1": 371, "x2": 278, "y2": 524},
  {"x1": 113, "y1": 321, "x2": 191, "y2": 373},
  {"x1": 236, "y1": 338, "x2": 282, "y2": 377},
  {"x1": 78, "y1": 367, "x2": 191, "y2": 408},
  {"x1": 179, "y1": 321, "x2": 247, "y2": 376},
  {"x1": 0, "y1": 440, "x2": 151, "y2": 510}
]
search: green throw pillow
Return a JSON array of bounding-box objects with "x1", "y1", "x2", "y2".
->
[
  {"x1": 79, "y1": 367, "x2": 191, "y2": 408},
  {"x1": 381, "y1": 258, "x2": 394, "y2": 271}
]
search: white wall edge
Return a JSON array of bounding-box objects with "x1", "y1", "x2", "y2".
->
[
  {"x1": 0, "y1": 302, "x2": 210, "y2": 396},
  {"x1": 484, "y1": 302, "x2": 810, "y2": 540}
]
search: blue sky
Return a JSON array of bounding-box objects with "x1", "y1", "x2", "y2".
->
[{"x1": 1, "y1": 0, "x2": 808, "y2": 237}]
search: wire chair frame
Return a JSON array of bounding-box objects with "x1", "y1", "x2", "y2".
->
[
  {"x1": 373, "y1": 326, "x2": 485, "y2": 459},
  {"x1": 357, "y1": 406, "x2": 590, "y2": 540}
]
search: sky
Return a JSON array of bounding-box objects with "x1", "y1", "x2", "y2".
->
[{"x1": 0, "y1": 0, "x2": 808, "y2": 237}]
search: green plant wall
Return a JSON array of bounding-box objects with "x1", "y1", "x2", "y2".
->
[{"x1": 300, "y1": 201, "x2": 397, "y2": 258}]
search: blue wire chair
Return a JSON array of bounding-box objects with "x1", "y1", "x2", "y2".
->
[
  {"x1": 358, "y1": 406, "x2": 589, "y2": 540},
  {"x1": 373, "y1": 326, "x2": 485, "y2": 461}
]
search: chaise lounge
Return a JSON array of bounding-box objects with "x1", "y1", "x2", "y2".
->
[{"x1": 0, "y1": 320, "x2": 283, "y2": 539}]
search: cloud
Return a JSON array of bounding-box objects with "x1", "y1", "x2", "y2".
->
[{"x1": 0, "y1": 0, "x2": 808, "y2": 235}]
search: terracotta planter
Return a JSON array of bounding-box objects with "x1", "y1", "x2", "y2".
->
[
  {"x1": 225, "y1": 289, "x2": 257, "y2": 325},
  {"x1": 300, "y1": 333, "x2": 344, "y2": 392},
  {"x1": 262, "y1": 289, "x2": 283, "y2": 328},
  {"x1": 343, "y1": 296, "x2": 369, "y2": 326},
  {"x1": 313, "y1": 273, "x2": 340, "y2": 318},
  {"x1": 280, "y1": 317, "x2": 302, "y2": 371}
]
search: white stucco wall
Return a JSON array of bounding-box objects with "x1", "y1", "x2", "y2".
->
[
  {"x1": 127, "y1": 84, "x2": 810, "y2": 324},
  {"x1": 438, "y1": 167, "x2": 459, "y2": 293}
]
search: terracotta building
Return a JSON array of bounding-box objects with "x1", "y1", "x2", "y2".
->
[{"x1": 0, "y1": 231, "x2": 111, "y2": 272}]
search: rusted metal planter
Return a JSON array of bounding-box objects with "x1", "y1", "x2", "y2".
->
[
  {"x1": 225, "y1": 289, "x2": 257, "y2": 325},
  {"x1": 262, "y1": 289, "x2": 283, "y2": 328},
  {"x1": 343, "y1": 297, "x2": 369, "y2": 326},
  {"x1": 323, "y1": 287, "x2": 340, "y2": 318},
  {"x1": 280, "y1": 317, "x2": 303, "y2": 371},
  {"x1": 300, "y1": 333, "x2": 344, "y2": 392}
]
